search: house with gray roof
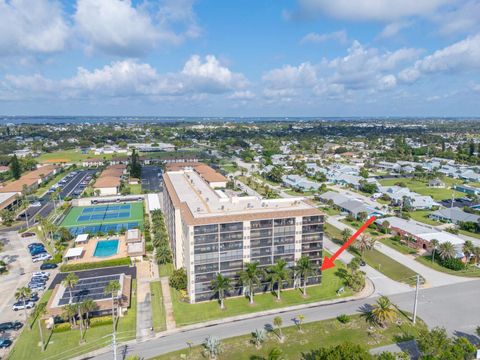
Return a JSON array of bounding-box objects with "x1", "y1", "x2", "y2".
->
[
  {"x1": 282, "y1": 174, "x2": 321, "y2": 191},
  {"x1": 318, "y1": 191, "x2": 384, "y2": 218},
  {"x1": 429, "y1": 207, "x2": 480, "y2": 224}
]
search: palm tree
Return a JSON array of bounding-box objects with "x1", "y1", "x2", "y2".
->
[
  {"x1": 368, "y1": 296, "x2": 397, "y2": 328},
  {"x1": 34, "y1": 302, "x2": 47, "y2": 351},
  {"x1": 267, "y1": 347, "x2": 285, "y2": 360},
  {"x1": 62, "y1": 273, "x2": 79, "y2": 304},
  {"x1": 296, "y1": 314, "x2": 305, "y2": 332},
  {"x1": 430, "y1": 239, "x2": 439, "y2": 263},
  {"x1": 463, "y1": 240, "x2": 474, "y2": 260},
  {"x1": 62, "y1": 304, "x2": 77, "y2": 328},
  {"x1": 472, "y1": 247, "x2": 480, "y2": 265},
  {"x1": 295, "y1": 256, "x2": 315, "y2": 297},
  {"x1": 355, "y1": 234, "x2": 374, "y2": 260},
  {"x1": 341, "y1": 228, "x2": 352, "y2": 244},
  {"x1": 211, "y1": 273, "x2": 231, "y2": 310},
  {"x1": 80, "y1": 299, "x2": 97, "y2": 328},
  {"x1": 273, "y1": 316, "x2": 284, "y2": 342},
  {"x1": 15, "y1": 287, "x2": 32, "y2": 326},
  {"x1": 267, "y1": 259, "x2": 291, "y2": 301},
  {"x1": 104, "y1": 280, "x2": 121, "y2": 323},
  {"x1": 238, "y1": 262, "x2": 264, "y2": 304},
  {"x1": 251, "y1": 328, "x2": 267, "y2": 349},
  {"x1": 438, "y1": 241, "x2": 456, "y2": 260},
  {"x1": 77, "y1": 304, "x2": 85, "y2": 343},
  {"x1": 203, "y1": 336, "x2": 222, "y2": 359}
]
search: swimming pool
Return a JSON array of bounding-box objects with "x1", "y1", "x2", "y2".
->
[{"x1": 93, "y1": 239, "x2": 119, "y2": 257}]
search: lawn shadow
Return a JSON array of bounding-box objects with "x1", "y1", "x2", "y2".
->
[{"x1": 454, "y1": 330, "x2": 480, "y2": 346}]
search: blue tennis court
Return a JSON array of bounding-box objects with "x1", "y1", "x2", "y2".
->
[
  {"x1": 68, "y1": 222, "x2": 140, "y2": 236},
  {"x1": 77, "y1": 204, "x2": 132, "y2": 223}
]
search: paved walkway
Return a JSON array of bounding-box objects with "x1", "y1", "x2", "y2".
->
[
  {"x1": 326, "y1": 217, "x2": 475, "y2": 287},
  {"x1": 136, "y1": 262, "x2": 154, "y2": 341},
  {"x1": 323, "y1": 236, "x2": 412, "y2": 296},
  {"x1": 160, "y1": 276, "x2": 176, "y2": 330}
]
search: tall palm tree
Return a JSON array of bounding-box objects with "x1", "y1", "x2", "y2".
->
[
  {"x1": 211, "y1": 273, "x2": 231, "y2": 310},
  {"x1": 473, "y1": 247, "x2": 480, "y2": 265},
  {"x1": 463, "y1": 240, "x2": 475, "y2": 260},
  {"x1": 34, "y1": 302, "x2": 47, "y2": 351},
  {"x1": 430, "y1": 239, "x2": 439, "y2": 263},
  {"x1": 354, "y1": 234, "x2": 374, "y2": 260},
  {"x1": 15, "y1": 287, "x2": 32, "y2": 326},
  {"x1": 77, "y1": 304, "x2": 85, "y2": 343},
  {"x1": 62, "y1": 273, "x2": 79, "y2": 304},
  {"x1": 105, "y1": 280, "x2": 121, "y2": 357},
  {"x1": 80, "y1": 299, "x2": 97, "y2": 328},
  {"x1": 438, "y1": 241, "x2": 456, "y2": 260},
  {"x1": 238, "y1": 262, "x2": 264, "y2": 304},
  {"x1": 267, "y1": 259, "x2": 291, "y2": 301},
  {"x1": 341, "y1": 228, "x2": 352, "y2": 244},
  {"x1": 295, "y1": 256, "x2": 315, "y2": 297},
  {"x1": 368, "y1": 296, "x2": 397, "y2": 328},
  {"x1": 62, "y1": 304, "x2": 77, "y2": 328}
]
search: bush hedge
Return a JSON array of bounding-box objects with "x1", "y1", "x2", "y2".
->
[
  {"x1": 60, "y1": 257, "x2": 131, "y2": 272},
  {"x1": 439, "y1": 257, "x2": 466, "y2": 271}
]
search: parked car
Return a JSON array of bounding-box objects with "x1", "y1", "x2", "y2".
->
[
  {"x1": 12, "y1": 301, "x2": 35, "y2": 311},
  {"x1": 30, "y1": 201, "x2": 42, "y2": 207},
  {"x1": 28, "y1": 284, "x2": 46, "y2": 291},
  {"x1": 27, "y1": 243, "x2": 43, "y2": 249},
  {"x1": 0, "y1": 321, "x2": 22, "y2": 331},
  {"x1": 30, "y1": 277, "x2": 47, "y2": 285},
  {"x1": 21, "y1": 232, "x2": 36, "y2": 238},
  {"x1": 33, "y1": 271, "x2": 50, "y2": 278},
  {"x1": 30, "y1": 249, "x2": 47, "y2": 257},
  {"x1": 0, "y1": 339, "x2": 12, "y2": 348},
  {"x1": 40, "y1": 263, "x2": 57, "y2": 270},
  {"x1": 32, "y1": 253, "x2": 51, "y2": 263},
  {"x1": 27, "y1": 293, "x2": 39, "y2": 302}
]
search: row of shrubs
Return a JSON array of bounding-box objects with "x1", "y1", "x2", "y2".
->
[
  {"x1": 60, "y1": 257, "x2": 131, "y2": 272},
  {"x1": 52, "y1": 316, "x2": 113, "y2": 333}
]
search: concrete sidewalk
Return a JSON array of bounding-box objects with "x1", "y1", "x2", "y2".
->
[
  {"x1": 136, "y1": 262, "x2": 154, "y2": 341},
  {"x1": 160, "y1": 276, "x2": 176, "y2": 331}
]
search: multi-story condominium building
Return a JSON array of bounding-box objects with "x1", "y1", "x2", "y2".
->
[{"x1": 162, "y1": 162, "x2": 324, "y2": 303}]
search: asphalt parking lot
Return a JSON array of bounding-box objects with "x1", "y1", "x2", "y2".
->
[
  {"x1": 0, "y1": 232, "x2": 53, "y2": 324},
  {"x1": 49, "y1": 265, "x2": 137, "y2": 289},
  {"x1": 141, "y1": 166, "x2": 162, "y2": 192}
]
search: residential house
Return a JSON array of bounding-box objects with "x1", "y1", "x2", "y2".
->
[
  {"x1": 453, "y1": 184, "x2": 480, "y2": 196},
  {"x1": 282, "y1": 174, "x2": 321, "y2": 191},
  {"x1": 429, "y1": 207, "x2": 480, "y2": 224}
]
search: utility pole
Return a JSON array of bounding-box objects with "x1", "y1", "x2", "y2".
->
[{"x1": 413, "y1": 274, "x2": 420, "y2": 324}]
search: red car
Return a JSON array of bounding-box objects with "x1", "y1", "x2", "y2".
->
[{"x1": 21, "y1": 232, "x2": 36, "y2": 238}]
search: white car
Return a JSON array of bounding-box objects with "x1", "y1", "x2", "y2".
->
[
  {"x1": 30, "y1": 202, "x2": 42, "y2": 207},
  {"x1": 32, "y1": 253, "x2": 51, "y2": 263},
  {"x1": 32, "y1": 271, "x2": 50, "y2": 278},
  {"x1": 12, "y1": 301, "x2": 35, "y2": 311},
  {"x1": 28, "y1": 283, "x2": 46, "y2": 291}
]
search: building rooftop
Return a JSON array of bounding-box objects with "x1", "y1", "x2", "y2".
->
[{"x1": 164, "y1": 166, "x2": 321, "y2": 225}]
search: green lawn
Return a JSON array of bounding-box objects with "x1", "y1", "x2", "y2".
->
[
  {"x1": 320, "y1": 206, "x2": 340, "y2": 216},
  {"x1": 37, "y1": 150, "x2": 118, "y2": 164},
  {"x1": 379, "y1": 238, "x2": 417, "y2": 255},
  {"x1": 159, "y1": 263, "x2": 174, "y2": 277},
  {"x1": 285, "y1": 189, "x2": 316, "y2": 196},
  {"x1": 171, "y1": 262, "x2": 351, "y2": 327},
  {"x1": 458, "y1": 229, "x2": 480, "y2": 240},
  {"x1": 9, "y1": 281, "x2": 137, "y2": 360},
  {"x1": 378, "y1": 177, "x2": 463, "y2": 201},
  {"x1": 416, "y1": 256, "x2": 480, "y2": 277},
  {"x1": 237, "y1": 176, "x2": 280, "y2": 198},
  {"x1": 150, "y1": 281, "x2": 167, "y2": 332},
  {"x1": 325, "y1": 224, "x2": 419, "y2": 285},
  {"x1": 408, "y1": 210, "x2": 441, "y2": 226},
  {"x1": 152, "y1": 313, "x2": 425, "y2": 360},
  {"x1": 129, "y1": 183, "x2": 143, "y2": 195},
  {"x1": 220, "y1": 164, "x2": 238, "y2": 174},
  {"x1": 60, "y1": 201, "x2": 144, "y2": 229}
]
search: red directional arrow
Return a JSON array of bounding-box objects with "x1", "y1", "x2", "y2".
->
[{"x1": 321, "y1": 216, "x2": 377, "y2": 271}]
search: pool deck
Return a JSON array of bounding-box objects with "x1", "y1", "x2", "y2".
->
[{"x1": 67, "y1": 236, "x2": 129, "y2": 264}]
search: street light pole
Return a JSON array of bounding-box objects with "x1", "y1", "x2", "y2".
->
[{"x1": 413, "y1": 274, "x2": 420, "y2": 324}]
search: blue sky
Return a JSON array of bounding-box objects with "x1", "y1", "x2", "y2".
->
[{"x1": 0, "y1": 0, "x2": 480, "y2": 117}]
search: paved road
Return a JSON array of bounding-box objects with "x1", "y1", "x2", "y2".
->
[
  {"x1": 88, "y1": 281, "x2": 480, "y2": 360},
  {"x1": 141, "y1": 166, "x2": 162, "y2": 193}
]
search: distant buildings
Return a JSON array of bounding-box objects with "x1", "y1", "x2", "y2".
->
[
  {"x1": 162, "y1": 162, "x2": 323, "y2": 303},
  {"x1": 429, "y1": 207, "x2": 480, "y2": 225},
  {"x1": 377, "y1": 185, "x2": 438, "y2": 210},
  {"x1": 0, "y1": 165, "x2": 58, "y2": 194},
  {"x1": 282, "y1": 174, "x2": 321, "y2": 191}
]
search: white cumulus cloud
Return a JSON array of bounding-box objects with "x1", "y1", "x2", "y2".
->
[
  {"x1": 0, "y1": 0, "x2": 69, "y2": 55},
  {"x1": 300, "y1": 30, "x2": 348, "y2": 44}
]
